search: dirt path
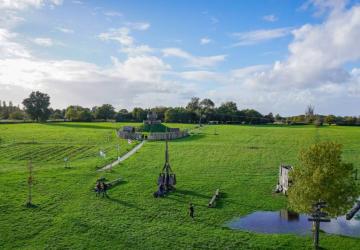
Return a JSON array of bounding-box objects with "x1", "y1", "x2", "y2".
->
[{"x1": 97, "y1": 140, "x2": 146, "y2": 172}]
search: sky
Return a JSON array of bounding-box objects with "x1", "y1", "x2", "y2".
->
[{"x1": 0, "y1": 0, "x2": 360, "y2": 116}]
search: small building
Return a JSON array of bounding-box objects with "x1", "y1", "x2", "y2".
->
[
  {"x1": 143, "y1": 111, "x2": 162, "y2": 125},
  {"x1": 276, "y1": 164, "x2": 293, "y2": 194}
]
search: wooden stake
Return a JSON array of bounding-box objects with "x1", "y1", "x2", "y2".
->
[{"x1": 26, "y1": 160, "x2": 33, "y2": 207}]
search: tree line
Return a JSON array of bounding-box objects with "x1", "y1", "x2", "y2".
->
[{"x1": 1, "y1": 91, "x2": 360, "y2": 125}]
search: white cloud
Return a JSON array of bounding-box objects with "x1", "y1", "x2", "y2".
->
[
  {"x1": 72, "y1": 0, "x2": 83, "y2": 4},
  {"x1": 200, "y1": 37, "x2": 211, "y2": 45},
  {"x1": 215, "y1": 3, "x2": 360, "y2": 114},
  {"x1": 104, "y1": 11, "x2": 122, "y2": 17},
  {"x1": 263, "y1": 14, "x2": 278, "y2": 22},
  {"x1": 211, "y1": 17, "x2": 219, "y2": 24},
  {"x1": 120, "y1": 45, "x2": 153, "y2": 56},
  {"x1": 0, "y1": 28, "x2": 31, "y2": 58},
  {"x1": 0, "y1": 0, "x2": 62, "y2": 10},
  {"x1": 231, "y1": 27, "x2": 291, "y2": 46},
  {"x1": 125, "y1": 22, "x2": 150, "y2": 31},
  {"x1": 99, "y1": 27, "x2": 134, "y2": 46},
  {"x1": 56, "y1": 27, "x2": 74, "y2": 34},
  {"x1": 32, "y1": 37, "x2": 54, "y2": 47},
  {"x1": 162, "y1": 48, "x2": 226, "y2": 68},
  {"x1": 300, "y1": 0, "x2": 348, "y2": 16}
]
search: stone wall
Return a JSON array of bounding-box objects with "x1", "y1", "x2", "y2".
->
[
  {"x1": 147, "y1": 131, "x2": 189, "y2": 141},
  {"x1": 117, "y1": 131, "x2": 143, "y2": 140},
  {"x1": 117, "y1": 130, "x2": 189, "y2": 141}
]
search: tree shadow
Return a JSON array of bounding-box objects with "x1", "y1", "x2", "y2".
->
[
  {"x1": 174, "y1": 189, "x2": 212, "y2": 199},
  {"x1": 170, "y1": 134, "x2": 206, "y2": 143},
  {"x1": 45, "y1": 123, "x2": 114, "y2": 130},
  {"x1": 107, "y1": 197, "x2": 144, "y2": 211},
  {"x1": 25, "y1": 203, "x2": 38, "y2": 209}
]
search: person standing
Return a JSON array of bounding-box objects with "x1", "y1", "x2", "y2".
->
[{"x1": 189, "y1": 203, "x2": 195, "y2": 220}]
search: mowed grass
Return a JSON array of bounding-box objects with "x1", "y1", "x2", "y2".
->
[{"x1": 1, "y1": 123, "x2": 360, "y2": 249}]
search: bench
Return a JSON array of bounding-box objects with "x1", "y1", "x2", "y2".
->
[{"x1": 208, "y1": 189, "x2": 220, "y2": 208}]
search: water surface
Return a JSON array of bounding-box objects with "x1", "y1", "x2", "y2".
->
[{"x1": 227, "y1": 210, "x2": 360, "y2": 237}]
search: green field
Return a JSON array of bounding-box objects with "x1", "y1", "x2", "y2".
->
[{"x1": 1, "y1": 123, "x2": 360, "y2": 249}]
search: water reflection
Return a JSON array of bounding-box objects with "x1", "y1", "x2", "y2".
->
[{"x1": 227, "y1": 210, "x2": 360, "y2": 237}]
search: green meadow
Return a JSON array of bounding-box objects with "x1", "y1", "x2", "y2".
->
[{"x1": 1, "y1": 123, "x2": 360, "y2": 249}]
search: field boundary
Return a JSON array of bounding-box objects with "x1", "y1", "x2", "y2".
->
[{"x1": 97, "y1": 140, "x2": 146, "y2": 171}]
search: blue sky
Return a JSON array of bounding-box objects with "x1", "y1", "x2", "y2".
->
[{"x1": 1, "y1": 0, "x2": 360, "y2": 115}]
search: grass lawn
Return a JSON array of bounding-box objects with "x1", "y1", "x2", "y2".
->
[{"x1": 1, "y1": 123, "x2": 360, "y2": 249}]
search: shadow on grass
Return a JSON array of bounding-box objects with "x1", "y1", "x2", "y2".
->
[
  {"x1": 175, "y1": 189, "x2": 211, "y2": 199},
  {"x1": 25, "y1": 203, "x2": 38, "y2": 209},
  {"x1": 170, "y1": 134, "x2": 206, "y2": 143},
  {"x1": 107, "y1": 197, "x2": 144, "y2": 211},
  {"x1": 45, "y1": 123, "x2": 115, "y2": 130}
]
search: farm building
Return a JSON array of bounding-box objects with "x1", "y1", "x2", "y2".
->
[{"x1": 276, "y1": 164, "x2": 293, "y2": 194}]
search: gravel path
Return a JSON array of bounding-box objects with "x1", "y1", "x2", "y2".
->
[{"x1": 97, "y1": 140, "x2": 146, "y2": 172}]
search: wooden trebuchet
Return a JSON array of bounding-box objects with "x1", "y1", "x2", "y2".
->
[
  {"x1": 346, "y1": 200, "x2": 360, "y2": 220},
  {"x1": 208, "y1": 189, "x2": 220, "y2": 208},
  {"x1": 106, "y1": 178, "x2": 123, "y2": 189}
]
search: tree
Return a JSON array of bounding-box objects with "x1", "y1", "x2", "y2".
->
[
  {"x1": 325, "y1": 115, "x2": 336, "y2": 125},
  {"x1": 132, "y1": 107, "x2": 147, "y2": 122},
  {"x1": 199, "y1": 98, "x2": 215, "y2": 122},
  {"x1": 94, "y1": 104, "x2": 115, "y2": 120},
  {"x1": 115, "y1": 109, "x2": 132, "y2": 122},
  {"x1": 165, "y1": 107, "x2": 193, "y2": 123},
  {"x1": 288, "y1": 141, "x2": 358, "y2": 217},
  {"x1": 9, "y1": 110, "x2": 25, "y2": 120},
  {"x1": 65, "y1": 106, "x2": 93, "y2": 121},
  {"x1": 22, "y1": 91, "x2": 51, "y2": 122},
  {"x1": 217, "y1": 101, "x2": 237, "y2": 114},
  {"x1": 186, "y1": 97, "x2": 200, "y2": 112},
  {"x1": 49, "y1": 109, "x2": 65, "y2": 120}
]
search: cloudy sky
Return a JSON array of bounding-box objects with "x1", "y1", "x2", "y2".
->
[{"x1": 0, "y1": 0, "x2": 360, "y2": 116}]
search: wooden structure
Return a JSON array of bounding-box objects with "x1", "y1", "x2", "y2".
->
[
  {"x1": 26, "y1": 160, "x2": 34, "y2": 207},
  {"x1": 308, "y1": 200, "x2": 330, "y2": 249},
  {"x1": 94, "y1": 177, "x2": 123, "y2": 191},
  {"x1": 346, "y1": 200, "x2": 360, "y2": 220},
  {"x1": 154, "y1": 138, "x2": 176, "y2": 197},
  {"x1": 144, "y1": 111, "x2": 161, "y2": 125},
  {"x1": 208, "y1": 189, "x2": 220, "y2": 208},
  {"x1": 276, "y1": 164, "x2": 293, "y2": 194}
]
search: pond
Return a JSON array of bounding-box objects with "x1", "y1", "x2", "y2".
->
[{"x1": 227, "y1": 210, "x2": 360, "y2": 237}]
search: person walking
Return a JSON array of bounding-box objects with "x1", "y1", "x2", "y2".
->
[
  {"x1": 189, "y1": 203, "x2": 195, "y2": 221},
  {"x1": 101, "y1": 182, "x2": 108, "y2": 198},
  {"x1": 95, "y1": 181, "x2": 102, "y2": 197}
]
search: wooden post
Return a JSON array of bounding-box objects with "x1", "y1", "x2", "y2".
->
[
  {"x1": 26, "y1": 160, "x2": 33, "y2": 207},
  {"x1": 355, "y1": 169, "x2": 358, "y2": 180},
  {"x1": 117, "y1": 144, "x2": 120, "y2": 160},
  {"x1": 308, "y1": 200, "x2": 330, "y2": 249}
]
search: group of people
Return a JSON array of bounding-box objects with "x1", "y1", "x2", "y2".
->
[{"x1": 95, "y1": 180, "x2": 108, "y2": 197}]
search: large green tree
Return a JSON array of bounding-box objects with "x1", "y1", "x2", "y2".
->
[
  {"x1": 288, "y1": 141, "x2": 359, "y2": 217},
  {"x1": 94, "y1": 104, "x2": 115, "y2": 120},
  {"x1": 22, "y1": 91, "x2": 51, "y2": 122}
]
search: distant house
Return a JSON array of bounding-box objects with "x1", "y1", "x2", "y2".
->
[{"x1": 276, "y1": 164, "x2": 293, "y2": 194}]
